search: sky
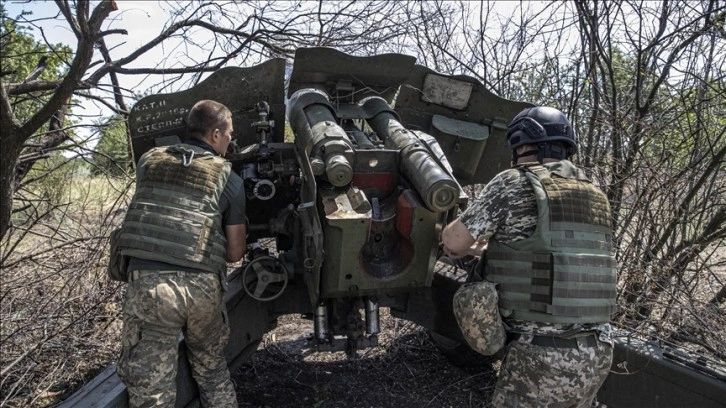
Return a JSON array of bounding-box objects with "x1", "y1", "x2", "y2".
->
[
  {"x1": 2, "y1": 0, "x2": 547, "y2": 150},
  {"x1": 5, "y1": 1, "x2": 169, "y2": 70},
  {"x1": 5, "y1": 1, "x2": 175, "y2": 94},
  {"x1": 4, "y1": 1, "x2": 210, "y2": 149},
  {"x1": 3, "y1": 0, "x2": 543, "y2": 94}
]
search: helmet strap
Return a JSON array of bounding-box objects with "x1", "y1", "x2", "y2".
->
[
  {"x1": 512, "y1": 142, "x2": 568, "y2": 165},
  {"x1": 536, "y1": 143, "x2": 547, "y2": 163},
  {"x1": 511, "y1": 148, "x2": 539, "y2": 164},
  {"x1": 542, "y1": 142, "x2": 569, "y2": 160}
]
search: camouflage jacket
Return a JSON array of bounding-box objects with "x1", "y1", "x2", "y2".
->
[{"x1": 459, "y1": 160, "x2": 612, "y2": 338}]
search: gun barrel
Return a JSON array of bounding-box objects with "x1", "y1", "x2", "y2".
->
[
  {"x1": 362, "y1": 97, "x2": 460, "y2": 212},
  {"x1": 288, "y1": 89, "x2": 354, "y2": 187}
]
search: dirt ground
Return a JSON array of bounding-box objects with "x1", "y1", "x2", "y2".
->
[{"x1": 232, "y1": 310, "x2": 500, "y2": 408}]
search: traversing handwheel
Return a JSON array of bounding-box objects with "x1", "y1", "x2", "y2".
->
[{"x1": 242, "y1": 256, "x2": 289, "y2": 301}]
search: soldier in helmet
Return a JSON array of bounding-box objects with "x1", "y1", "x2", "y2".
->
[
  {"x1": 116, "y1": 100, "x2": 246, "y2": 407},
  {"x1": 442, "y1": 106, "x2": 616, "y2": 407}
]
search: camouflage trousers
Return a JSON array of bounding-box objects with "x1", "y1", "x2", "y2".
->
[
  {"x1": 491, "y1": 334, "x2": 612, "y2": 407},
  {"x1": 117, "y1": 270, "x2": 237, "y2": 408}
]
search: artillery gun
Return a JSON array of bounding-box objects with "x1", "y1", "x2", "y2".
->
[{"x1": 60, "y1": 48, "x2": 726, "y2": 408}]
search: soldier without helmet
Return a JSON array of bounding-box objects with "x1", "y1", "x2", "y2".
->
[{"x1": 114, "y1": 100, "x2": 246, "y2": 407}]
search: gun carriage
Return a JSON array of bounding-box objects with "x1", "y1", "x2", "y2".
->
[{"x1": 59, "y1": 48, "x2": 726, "y2": 408}]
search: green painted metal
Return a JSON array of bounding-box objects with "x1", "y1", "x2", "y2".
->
[{"x1": 58, "y1": 48, "x2": 725, "y2": 408}]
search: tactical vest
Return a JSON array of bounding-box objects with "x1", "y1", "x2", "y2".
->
[
  {"x1": 485, "y1": 161, "x2": 617, "y2": 324},
  {"x1": 118, "y1": 144, "x2": 231, "y2": 275}
]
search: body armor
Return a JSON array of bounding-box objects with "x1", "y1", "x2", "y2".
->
[
  {"x1": 485, "y1": 161, "x2": 617, "y2": 324},
  {"x1": 118, "y1": 144, "x2": 231, "y2": 275}
]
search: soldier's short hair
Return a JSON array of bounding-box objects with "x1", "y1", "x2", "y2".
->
[{"x1": 186, "y1": 100, "x2": 232, "y2": 141}]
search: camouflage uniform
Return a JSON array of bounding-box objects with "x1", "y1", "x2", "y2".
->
[
  {"x1": 118, "y1": 271, "x2": 236, "y2": 408},
  {"x1": 456, "y1": 161, "x2": 613, "y2": 408},
  {"x1": 117, "y1": 139, "x2": 244, "y2": 408},
  {"x1": 453, "y1": 281, "x2": 507, "y2": 356}
]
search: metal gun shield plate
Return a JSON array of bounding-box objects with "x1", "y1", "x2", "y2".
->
[{"x1": 127, "y1": 59, "x2": 287, "y2": 163}]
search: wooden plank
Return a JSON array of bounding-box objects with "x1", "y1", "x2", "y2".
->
[{"x1": 55, "y1": 364, "x2": 127, "y2": 408}]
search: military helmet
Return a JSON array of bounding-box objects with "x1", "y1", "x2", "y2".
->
[
  {"x1": 505, "y1": 107, "x2": 577, "y2": 157},
  {"x1": 452, "y1": 281, "x2": 507, "y2": 356}
]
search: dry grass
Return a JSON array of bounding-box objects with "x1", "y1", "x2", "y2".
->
[
  {"x1": 1, "y1": 174, "x2": 724, "y2": 407},
  {"x1": 0, "y1": 241, "x2": 124, "y2": 407},
  {"x1": 614, "y1": 243, "x2": 726, "y2": 362},
  {"x1": 1, "y1": 175, "x2": 130, "y2": 407}
]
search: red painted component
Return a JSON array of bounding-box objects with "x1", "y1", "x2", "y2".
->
[
  {"x1": 351, "y1": 173, "x2": 397, "y2": 195},
  {"x1": 396, "y1": 191, "x2": 419, "y2": 238}
]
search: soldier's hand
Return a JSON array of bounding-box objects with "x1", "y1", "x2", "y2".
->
[
  {"x1": 443, "y1": 244, "x2": 465, "y2": 259},
  {"x1": 466, "y1": 241, "x2": 487, "y2": 256}
]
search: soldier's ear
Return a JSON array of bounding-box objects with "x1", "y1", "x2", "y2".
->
[{"x1": 211, "y1": 128, "x2": 222, "y2": 141}]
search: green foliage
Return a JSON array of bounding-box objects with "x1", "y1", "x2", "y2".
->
[
  {"x1": 284, "y1": 122, "x2": 295, "y2": 142},
  {"x1": 1, "y1": 6, "x2": 73, "y2": 122},
  {"x1": 91, "y1": 116, "x2": 132, "y2": 178},
  {"x1": 21, "y1": 159, "x2": 78, "y2": 213},
  {"x1": 2, "y1": 5, "x2": 83, "y2": 234},
  {"x1": 646, "y1": 81, "x2": 726, "y2": 171}
]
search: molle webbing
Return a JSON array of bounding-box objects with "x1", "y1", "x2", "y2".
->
[
  {"x1": 485, "y1": 162, "x2": 617, "y2": 324},
  {"x1": 539, "y1": 168, "x2": 611, "y2": 230},
  {"x1": 119, "y1": 145, "x2": 230, "y2": 274},
  {"x1": 142, "y1": 152, "x2": 226, "y2": 200}
]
